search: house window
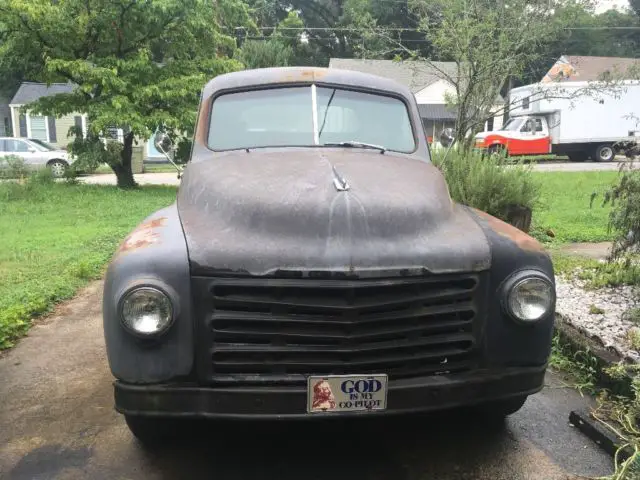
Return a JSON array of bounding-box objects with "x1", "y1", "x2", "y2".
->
[{"x1": 29, "y1": 116, "x2": 48, "y2": 141}]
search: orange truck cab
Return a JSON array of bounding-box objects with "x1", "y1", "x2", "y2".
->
[{"x1": 474, "y1": 80, "x2": 640, "y2": 162}]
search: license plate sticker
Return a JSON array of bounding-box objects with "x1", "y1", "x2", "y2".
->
[{"x1": 307, "y1": 374, "x2": 388, "y2": 414}]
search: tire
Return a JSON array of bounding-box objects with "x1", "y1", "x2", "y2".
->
[
  {"x1": 594, "y1": 144, "x2": 615, "y2": 162},
  {"x1": 487, "y1": 144, "x2": 507, "y2": 158},
  {"x1": 474, "y1": 396, "x2": 528, "y2": 419},
  {"x1": 47, "y1": 159, "x2": 68, "y2": 178},
  {"x1": 124, "y1": 415, "x2": 182, "y2": 447}
]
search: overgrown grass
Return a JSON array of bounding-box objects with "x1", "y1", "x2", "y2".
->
[
  {"x1": 432, "y1": 150, "x2": 617, "y2": 244},
  {"x1": 552, "y1": 333, "x2": 640, "y2": 478},
  {"x1": 532, "y1": 171, "x2": 618, "y2": 243},
  {"x1": 549, "y1": 334, "x2": 599, "y2": 395},
  {"x1": 551, "y1": 251, "x2": 640, "y2": 288},
  {"x1": 0, "y1": 178, "x2": 176, "y2": 349},
  {"x1": 432, "y1": 149, "x2": 540, "y2": 221}
]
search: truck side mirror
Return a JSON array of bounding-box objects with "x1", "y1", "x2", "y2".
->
[
  {"x1": 153, "y1": 131, "x2": 183, "y2": 179},
  {"x1": 154, "y1": 132, "x2": 174, "y2": 154}
]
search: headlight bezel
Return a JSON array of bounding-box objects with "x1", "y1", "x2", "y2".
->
[
  {"x1": 117, "y1": 282, "x2": 178, "y2": 338},
  {"x1": 501, "y1": 270, "x2": 555, "y2": 324}
]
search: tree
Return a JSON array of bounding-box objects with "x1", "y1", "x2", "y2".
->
[
  {"x1": 357, "y1": 0, "x2": 588, "y2": 149},
  {"x1": 0, "y1": 0, "x2": 252, "y2": 188},
  {"x1": 236, "y1": 39, "x2": 294, "y2": 69}
]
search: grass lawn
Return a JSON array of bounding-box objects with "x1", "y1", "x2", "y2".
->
[
  {"x1": 532, "y1": 171, "x2": 619, "y2": 243},
  {"x1": 0, "y1": 180, "x2": 176, "y2": 349},
  {"x1": 0, "y1": 168, "x2": 623, "y2": 349}
]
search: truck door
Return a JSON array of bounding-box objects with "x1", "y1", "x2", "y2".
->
[{"x1": 508, "y1": 117, "x2": 551, "y2": 156}]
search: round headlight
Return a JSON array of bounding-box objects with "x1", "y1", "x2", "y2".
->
[
  {"x1": 120, "y1": 287, "x2": 174, "y2": 336},
  {"x1": 507, "y1": 277, "x2": 554, "y2": 322}
]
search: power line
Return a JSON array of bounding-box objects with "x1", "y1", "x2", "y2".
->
[{"x1": 233, "y1": 25, "x2": 640, "y2": 32}]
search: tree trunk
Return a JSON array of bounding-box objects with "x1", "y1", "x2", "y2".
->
[{"x1": 112, "y1": 133, "x2": 138, "y2": 189}]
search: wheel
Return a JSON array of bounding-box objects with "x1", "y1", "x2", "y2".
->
[
  {"x1": 124, "y1": 415, "x2": 182, "y2": 447},
  {"x1": 487, "y1": 144, "x2": 506, "y2": 158},
  {"x1": 567, "y1": 152, "x2": 588, "y2": 162},
  {"x1": 48, "y1": 159, "x2": 68, "y2": 178},
  {"x1": 594, "y1": 144, "x2": 615, "y2": 162},
  {"x1": 474, "y1": 396, "x2": 528, "y2": 419}
]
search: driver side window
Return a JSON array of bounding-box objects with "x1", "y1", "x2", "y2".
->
[{"x1": 521, "y1": 119, "x2": 542, "y2": 134}]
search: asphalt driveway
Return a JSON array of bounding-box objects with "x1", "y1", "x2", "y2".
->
[{"x1": 0, "y1": 281, "x2": 613, "y2": 480}]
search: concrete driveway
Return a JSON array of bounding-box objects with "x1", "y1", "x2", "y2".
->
[
  {"x1": 80, "y1": 160, "x2": 638, "y2": 187},
  {"x1": 0, "y1": 281, "x2": 612, "y2": 480}
]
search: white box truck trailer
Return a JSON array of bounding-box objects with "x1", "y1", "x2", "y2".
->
[{"x1": 474, "y1": 80, "x2": 640, "y2": 161}]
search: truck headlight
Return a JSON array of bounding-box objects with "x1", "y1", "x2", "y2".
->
[
  {"x1": 120, "y1": 287, "x2": 174, "y2": 336},
  {"x1": 504, "y1": 273, "x2": 555, "y2": 323}
]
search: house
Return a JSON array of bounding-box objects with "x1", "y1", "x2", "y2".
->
[
  {"x1": 9, "y1": 81, "x2": 162, "y2": 161},
  {"x1": 9, "y1": 82, "x2": 88, "y2": 148},
  {"x1": 328, "y1": 58, "x2": 505, "y2": 142},
  {"x1": 0, "y1": 95, "x2": 10, "y2": 136},
  {"x1": 542, "y1": 55, "x2": 640, "y2": 83}
]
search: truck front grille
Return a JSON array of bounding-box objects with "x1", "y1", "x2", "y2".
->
[{"x1": 203, "y1": 275, "x2": 482, "y2": 384}]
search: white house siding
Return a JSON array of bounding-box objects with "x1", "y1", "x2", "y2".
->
[
  {"x1": 415, "y1": 81, "x2": 504, "y2": 132},
  {"x1": 414, "y1": 80, "x2": 456, "y2": 104}
]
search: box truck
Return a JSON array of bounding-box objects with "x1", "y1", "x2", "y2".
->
[{"x1": 475, "y1": 80, "x2": 640, "y2": 161}]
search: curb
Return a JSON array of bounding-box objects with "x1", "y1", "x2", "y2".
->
[
  {"x1": 569, "y1": 409, "x2": 632, "y2": 462},
  {"x1": 554, "y1": 313, "x2": 636, "y2": 460},
  {"x1": 555, "y1": 313, "x2": 633, "y2": 397}
]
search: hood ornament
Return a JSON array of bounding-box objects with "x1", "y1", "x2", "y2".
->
[{"x1": 332, "y1": 165, "x2": 350, "y2": 192}]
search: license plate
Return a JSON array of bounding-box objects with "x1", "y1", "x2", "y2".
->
[{"x1": 307, "y1": 374, "x2": 388, "y2": 414}]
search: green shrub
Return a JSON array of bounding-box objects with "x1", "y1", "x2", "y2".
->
[
  {"x1": 0, "y1": 154, "x2": 29, "y2": 179},
  {"x1": 0, "y1": 168, "x2": 57, "y2": 202},
  {"x1": 67, "y1": 126, "x2": 120, "y2": 174},
  {"x1": 603, "y1": 168, "x2": 640, "y2": 259},
  {"x1": 431, "y1": 148, "x2": 540, "y2": 223}
]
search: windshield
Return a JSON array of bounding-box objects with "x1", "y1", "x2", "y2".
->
[
  {"x1": 502, "y1": 118, "x2": 524, "y2": 132},
  {"x1": 28, "y1": 139, "x2": 57, "y2": 151},
  {"x1": 208, "y1": 86, "x2": 416, "y2": 153}
]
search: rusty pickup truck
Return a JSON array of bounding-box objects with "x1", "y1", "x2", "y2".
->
[{"x1": 102, "y1": 67, "x2": 555, "y2": 444}]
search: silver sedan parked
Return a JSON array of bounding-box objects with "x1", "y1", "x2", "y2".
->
[{"x1": 0, "y1": 137, "x2": 74, "y2": 178}]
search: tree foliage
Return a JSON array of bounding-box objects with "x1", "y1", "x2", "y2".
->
[
  {"x1": 0, "y1": 0, "x2": 251, "y2": 187},
  {"x1": 380, "y1": 0, "x2": 583, "y2": 148},
  {"x1": 236, "y1": 39, "x2": 294, "y2": 69}
]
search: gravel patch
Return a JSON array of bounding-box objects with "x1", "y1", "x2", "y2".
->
[{"x1": 556, "y1": 276, "x2": 640, "y2": 363}]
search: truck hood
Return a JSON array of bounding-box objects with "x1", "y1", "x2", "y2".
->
[{"x1": 177, "y1": 149, "x2": 491, "y2": 277}]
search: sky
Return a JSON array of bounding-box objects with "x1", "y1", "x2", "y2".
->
[{"x1": 595, "y1": 0, "x2": 630, "y2": 13}]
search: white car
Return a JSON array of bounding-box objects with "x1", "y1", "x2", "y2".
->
[{"x1": 0, "y1": 137, "x2": 73, "y2": 178}]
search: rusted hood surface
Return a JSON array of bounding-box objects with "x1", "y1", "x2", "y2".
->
[{"x1": 177, "y1": 150, "x2": 491, "y2": 276}]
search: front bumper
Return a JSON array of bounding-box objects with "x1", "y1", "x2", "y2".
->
[{"x1": 114, "y1": 366, "x2": 546, "y2": 419}]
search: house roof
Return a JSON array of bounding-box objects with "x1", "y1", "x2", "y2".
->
[
  {"x1": 328, "y1": 58, "x2": 459, "y2": 94},
  {"x1": 418, "y1": 104, "x2": 458, "y2": 120},
  {"x1": 543, "y1": 55, "x2": 640, "y2": 82},
  {"x1": 10, "y1": 82, "x2": 75, "y2": 105}
]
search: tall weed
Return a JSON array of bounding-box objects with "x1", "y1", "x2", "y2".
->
[{"x1": 0, "y1": 155, "x2": 29, "y2": 179}]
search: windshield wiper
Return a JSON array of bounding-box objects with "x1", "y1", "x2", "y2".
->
[{"x1": 323, "y1": 141, "x2": 387, "y2": 154}]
